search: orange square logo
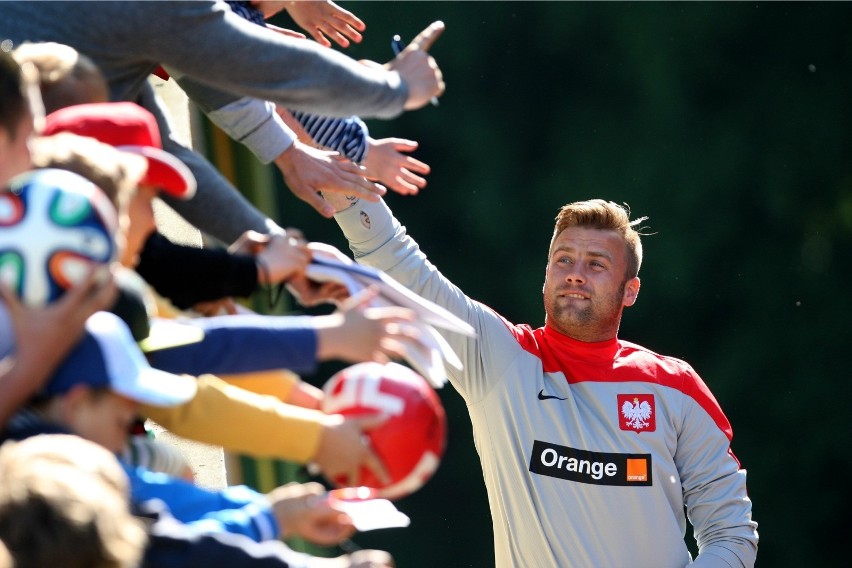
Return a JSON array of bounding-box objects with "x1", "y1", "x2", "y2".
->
[{"x1": 626, "y1": 458, "x2": 648, "y2": 482}]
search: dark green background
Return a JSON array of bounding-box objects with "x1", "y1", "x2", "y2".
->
[{"x1": 258, "y1": 2, "x2": 850, "y2": 566}]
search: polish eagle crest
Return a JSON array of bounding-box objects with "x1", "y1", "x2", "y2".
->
[{"x1": 621, "y1": 397, "x2": 653, "y2": 430}]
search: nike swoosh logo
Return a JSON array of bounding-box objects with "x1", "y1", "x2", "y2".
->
[{"x1": 538, "y1": 389, "x2": 567, "y2": 401}]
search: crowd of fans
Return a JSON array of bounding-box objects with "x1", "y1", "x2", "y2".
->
[{"x1": 0, "y1": 2, "x2": 446, "y2": 566}]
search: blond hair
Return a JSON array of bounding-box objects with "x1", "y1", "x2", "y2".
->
[
  {"x1": 550, "y1": 199, "x2": 648, "y2": 280},
  {"x1": 0, "y1": 435, "x2": 147, "y2": 568},
  {"x1": 11, "y1": 42, "x2": 108, "y2": 114}
]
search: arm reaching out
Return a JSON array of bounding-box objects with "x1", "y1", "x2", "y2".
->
[
  {"x1": 279, "y1": 108, "x2": 430, "y2": 197},
  {"x1": 313, "y1": 287, "x2": 419, "y2": 364},
  {"x1": 274, "y1": 140, "x2": 385, "y2": 218},
  {"x1": 282, "y1": 0, "x2": 366, "y2": 48},
  {"x1": 229, "y1": 230, "x2": 312, "y2": 285},
  {"x1": 266, "y1": 481, "x2": 355, "y2": 545},
  {"x1": 312, "y1": 413, "x2": 391, "y2": 488}
]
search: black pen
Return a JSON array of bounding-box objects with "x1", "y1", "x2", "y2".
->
[{"x1": 392, "y1": 34, "x2": 439, "y2": 107}]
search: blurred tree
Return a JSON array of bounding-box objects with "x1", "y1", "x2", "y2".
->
[{"x1": 260, "y1": 2, "x2": 852, "y2": 566}]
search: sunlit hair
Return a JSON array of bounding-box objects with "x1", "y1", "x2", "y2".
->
[
  {"x1": 0, "y1": 435, "x2": 147, "y2": 568},
  {"x1": 12, "y1": 41, "x2": 108, "y2": 114},
  {"x1": 550, "y1": 199, "x2": 649, "y2": 280},
  {"x1": 30, "y1": 132, "x2": 146, "y2": 220}
]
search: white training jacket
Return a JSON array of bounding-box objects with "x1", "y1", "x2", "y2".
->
[{"x1": 335, "y1": 199, "x2": 758, "y2": 568}]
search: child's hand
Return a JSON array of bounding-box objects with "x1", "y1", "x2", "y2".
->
[
  {"x1": 283, "y1": 0, "x2": 365, "y2": 48},
  {"x1": 363, "y1": 137, "x2": 431, "y2": 196},
  {"x1": 267, "y1": 481, "x2": 356, "y2": 545},
  {"x1": 315, "y1": 287, "x2": 420, "y2": 364}
]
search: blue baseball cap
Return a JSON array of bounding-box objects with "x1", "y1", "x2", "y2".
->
[{"x1": 44, "y1": 311, "x2": 196, "y2": 407}]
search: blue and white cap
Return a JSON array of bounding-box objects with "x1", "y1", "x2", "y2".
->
[{"x1": 44, "y1": 311, "x2": 196, "y2": 407}]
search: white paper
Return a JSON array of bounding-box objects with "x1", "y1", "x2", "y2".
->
[{"x1": 334, "y1": 498, "x2": 411, "y2": 531}]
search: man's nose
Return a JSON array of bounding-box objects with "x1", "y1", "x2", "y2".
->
[{"x1": 564, "y1": 266, "x2": 586, "y2": 283}]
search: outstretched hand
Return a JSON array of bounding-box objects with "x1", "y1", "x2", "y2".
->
[
  {"x1": 229, "y1": 228, "x2": 311, "y2": 284},
  {"x1": 315, "y1": 287, "x2": 420, "y2": 364},
  {"x1": 284, "y1": 0, "x2": 366, "y2": 48},
  {"x1": 363, "y1": 137, "x2": 430, "y2": 195},
  {"x1": 387, "y1": 21, "x2": 446, "y2": 110},
  {"x1": 267, "y1": 481, "x2": 356, "y2": 545},
  {"x1": 274, "y1": 140, "x2": 385, "y2": 218},
  {"x1": 312, "y1": 412, "x2": 391, "y2": 488},
  {"x1": 287, "y1": 275, "x2": 351, "y2": 307},
  {"x1": 285, "y1": 243, "x2": 352, "y2": 307}
]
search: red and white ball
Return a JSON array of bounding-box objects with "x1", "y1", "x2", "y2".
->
[{"x1": 322, "y1": 361, "x2": 447, "y2": 500}]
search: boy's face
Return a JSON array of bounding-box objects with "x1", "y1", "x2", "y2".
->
[
  {"x1": 63, "y1": 386, "x2": 139, "y2": 453},
  {"x1": 0, "y1": 107, "x2": 35, "y2": 187}
]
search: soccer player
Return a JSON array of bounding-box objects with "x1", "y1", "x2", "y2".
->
[{"x1": 323, "y1": 192, "x2": 759, "y2": 567}]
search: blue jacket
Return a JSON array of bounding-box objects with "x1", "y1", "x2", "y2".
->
[
  {"x1": 148, "y1": 313, "x2": 318, "y2": 376},
  {"x1": 139, "y1": 499, "x2": 311, "y2": 568},
  {"x1": 125, "y1": 464, "x2": 278, "y2": 542},
  {"x1": 3, "y1": 410, "x2": 278, "y2": 543}
]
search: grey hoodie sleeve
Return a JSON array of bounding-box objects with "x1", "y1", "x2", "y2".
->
[
  {"x1": 137, "y1": 1, "x2": 408, "y2": 118},
  {"x1": 138, "y1": 84, "x2": 276, "y2": 244}
]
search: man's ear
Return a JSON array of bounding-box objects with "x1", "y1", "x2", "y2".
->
[{"x1": 623, "y1": 277, "x2": 640, "y2": 307}]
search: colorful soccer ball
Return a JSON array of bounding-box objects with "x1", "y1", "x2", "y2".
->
[
  {"x1": 0, "y1": 169, "x2": 118, "y2": 306},
  {"x1": 322, "y1": 361, "x2": 447, "y2": 500}
]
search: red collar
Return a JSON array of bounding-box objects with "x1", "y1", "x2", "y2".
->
[{"x1": 541, "y1": 324, "x2": 620, "y2": 364}]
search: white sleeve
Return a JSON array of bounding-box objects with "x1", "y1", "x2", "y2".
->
[
  {"x1": 677, "y1": 369, "x2": 759, "y2": 567},
  {"x1": 334, "y1": 198, "x2": 524, "y2": 404},
  {"x1": 206, "y1": 98, "x2": 295, "y2": 164}
]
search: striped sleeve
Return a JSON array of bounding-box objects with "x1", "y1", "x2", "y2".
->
[{"x1": 290, "y1": 110, "x2": 369, "y2": 163}]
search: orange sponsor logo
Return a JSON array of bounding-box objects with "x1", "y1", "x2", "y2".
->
[{"x1": 626, "y1": 458, "x2": 648, "y2": 482}]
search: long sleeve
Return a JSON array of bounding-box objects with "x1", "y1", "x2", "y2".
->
[
  {"x1": 677, "y1": 367, "x2": 758, "y2": 567},
  {"x1": 333, "y1": 198, "x2": 493, "y2": 402},
  {"x1": 137, "y1": 83, "x2": 274, "y2": 244},
  {"x1": 290, "y1": 111, "x2": 369, "y2": 164},
  {"x1": 125, "y1": 465, "x2": 278, "y2": 543},
  {"x1": 136, "y1": 232, "x2": 258, "y2": 310},
  {"x1": 0, "y1": 2, "x2": 408, "y2": 119},
  {"x1": 146, "y1": 313, "x2": 318, "y2": 377},
  {"x1": 0, "y1": 0, "x2": 411, "y2": 244},
  {"x1": 153, "y1": 3, "x2": 407, "y2": 119},
  {"x1": 139, "y1": 499, "x2": 313, "y2": 568},
  {"x1": 141, "y1": 374, "x2": 323, "y2": 464},
  {"x1": 173, "y1": 78, "x2": 295, "y2": 165}
]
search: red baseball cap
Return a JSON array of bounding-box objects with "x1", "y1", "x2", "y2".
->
[{"x1": 42, "y1": 102, "x2": 196, "y2": 199}]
